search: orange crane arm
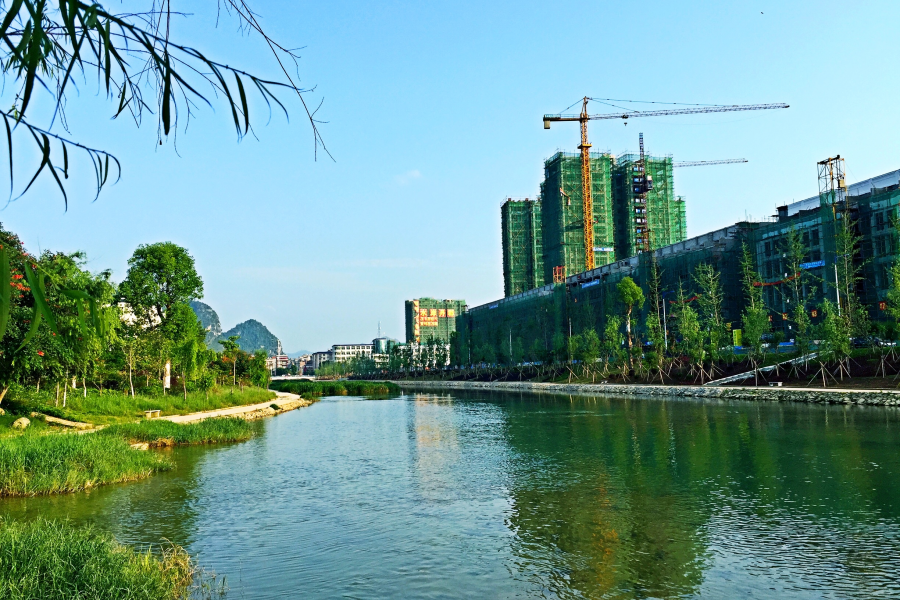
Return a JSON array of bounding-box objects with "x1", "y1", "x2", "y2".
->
[{"x1": 543, "y1": 103, "x2": 788, "y2": 124}]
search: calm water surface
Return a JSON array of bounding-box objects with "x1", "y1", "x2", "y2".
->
[{"x1": 3, "y1": 391, "x2": 900, "y2": 599}]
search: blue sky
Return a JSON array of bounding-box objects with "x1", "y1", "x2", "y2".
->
[{"x1": 2, "y1": 0, "x2": 898, "y2": 352}]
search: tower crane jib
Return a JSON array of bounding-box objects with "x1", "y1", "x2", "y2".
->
[{"x1": 543, "y1": 100, "x2": 788, "y2": 268}]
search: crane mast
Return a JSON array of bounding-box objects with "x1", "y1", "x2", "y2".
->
[
  {"x1": 636, "y1": 132, "x2": 650, "y2": 252},
  {"x1": 543, "y1": 100, "x2": 788, "y2": 268},
  {"x1": 578, "y1": 98, "x2": 595, "y2": 271}
]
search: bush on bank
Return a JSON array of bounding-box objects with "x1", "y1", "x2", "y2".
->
[
  {"x1": 0, "y1": 433, "x2": 172, "y2": 497},
  {"x1": 270, "y1": 380, "x2": 400, "y2": 397},
  {"x1": 0, "y1": 518, "x2": 195, "y2": 600}
]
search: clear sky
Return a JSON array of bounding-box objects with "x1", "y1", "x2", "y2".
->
[{"x1": 2, "y1": 0, "x2": 898, "y2": 352}]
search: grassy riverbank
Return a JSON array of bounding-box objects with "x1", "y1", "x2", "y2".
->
[
  {"x1": 0, "y1": 433, "x2": 172, "y2": 497},
  {"x1": 0, "y1": 518, "x2": 196, "y2": 600},
  {"x1": 100, "y1": 417, "x2": 257, "y2": 446},
  {"x1": 3, "y1": 385, "x2": 275, "y2": 426},
  {"x1": 271, "y1": 380, "x2": 400, "y2": 397}
]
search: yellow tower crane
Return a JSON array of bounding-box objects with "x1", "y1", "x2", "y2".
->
[{"x1": 543, "y1": 99, "x2": 789, "y2": 271}]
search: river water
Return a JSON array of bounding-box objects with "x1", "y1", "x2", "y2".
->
[{"x1": 3, "y1": 391, "x2": 900, "y2": 599}]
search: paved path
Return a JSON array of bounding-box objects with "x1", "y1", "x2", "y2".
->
[{"x1": 159, "y1": 391, "x2": 305, "y2": 424}]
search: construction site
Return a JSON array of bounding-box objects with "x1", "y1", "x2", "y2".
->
[{"x1": 463, "y1": 158, "x2": 900, "y2": 365}]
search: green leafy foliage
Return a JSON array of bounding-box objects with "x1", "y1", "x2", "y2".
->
[{"x1": 0, "y1": 0, "x2": 327, "y2": 204}]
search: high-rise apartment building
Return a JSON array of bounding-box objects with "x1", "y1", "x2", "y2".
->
[
  {"x1": 539, "y1": 152, "x2": 616, "y2": 281},
  {"x1": 612, "y1": 154, "x2": 686, "y2": 259},
  {"x1": 404, "y1": 298, "x2": 466, "y2": 344},
  {"x1": 501, "y1": 197, "x2": 544, "y2": 297}
]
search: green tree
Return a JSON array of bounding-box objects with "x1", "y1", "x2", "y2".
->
[
  {"x1": 673, "y1": 285, "x2": 705, "y2": 382},
  {"x1": 694, "y1": 263, "x2": 727, "y2": 378},
  {"x1": 118, "y1": 243, "x2": 203, "y2": 331},
  {"x1": 617, "y1": 277, "x2": 645, "y2": 369},
  {"x1": 220, "y1": 335, "x2": 241, "y2": 392},
  {"x1": 601, "y1": 315, "x2": 624, "y2": 377},
  {"x1": 573, "y1": 329, "x2": 601, "y2": 381},
  {"x1": 834, "y1": 218, "x2": 870, "y2": 339},
  {"x1": 784, "y1": 228, "x2": 813, "y2": 360},
  {"x1": 739, "y1": 244, "x2": 770, "y2": 385},
  {"x1": 816, "y1": 299, "x2": 852, "y2": 385},
  {"x1": 249, "y1": 350, "x2": 270, "y2": 389}
]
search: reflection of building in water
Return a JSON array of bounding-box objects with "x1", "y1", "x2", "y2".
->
[
  {"x1": 407, "y1": 394, "x2": 463, "y2": 502},
  {"x1": 501, "y1": 395, "x2": 709, "y2": 599}
]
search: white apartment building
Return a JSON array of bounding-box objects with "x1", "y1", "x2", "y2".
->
[
  {"x1": 309, "y1": 350, "x2": 334, "y2": 371},
  {"x1": 331, "y1": 343, "x2": 374, "y2": 363}
]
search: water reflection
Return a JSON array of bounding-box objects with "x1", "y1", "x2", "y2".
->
[
  {"x1": 1, "y1": 393, "x2": 899, "y2": 599},
  {"x1": 493, "y1": 392, "x2": 900, "y2": 598}
]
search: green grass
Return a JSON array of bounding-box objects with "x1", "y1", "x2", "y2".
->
[
  {"x1": 0, "y1": 517, "x2": 195, "y2": 600},
  {"x1": 271, "y1": 380, "x2": 400, "y2": 397},
  {"x1": 0, "y1": 415, "x2": 49, "y2": 440},
  {"x1": 100, "y1": 417, "x2": 257, "y2": 446},
  {"x1": 7, "y1": 385, "x2": 276, "y2": 426},
  {"x1": 0, "y1": 433, "x2": 172, "y2": 497}
]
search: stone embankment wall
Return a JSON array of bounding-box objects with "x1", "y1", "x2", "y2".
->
[{"x1": 393, "y1": 380, "x2": 900, "y2": 406}]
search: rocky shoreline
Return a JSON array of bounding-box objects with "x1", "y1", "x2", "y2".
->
[{"x1": 393, "y1": 380, "x2": 900, "y2": 406}]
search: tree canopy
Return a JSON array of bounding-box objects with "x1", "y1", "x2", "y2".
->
[{"x1": 118, "y1": 242, "x2": 203, "y2": 330}]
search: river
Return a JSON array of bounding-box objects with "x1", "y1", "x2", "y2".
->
[{"x1": 3, "y1": 391, "x2": 900, "y2": 599}]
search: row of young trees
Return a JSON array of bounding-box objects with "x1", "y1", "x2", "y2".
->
[
  {"x1": 0, "y1": 224, "x2": 269, "y2": 403},
  {"x1": 379, "y1": 220, "x2": 899, "y2": 386}
]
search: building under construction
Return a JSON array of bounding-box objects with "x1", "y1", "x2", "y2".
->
[
  {"x1": 404, "y1": 298, "x2": 467, "y2": 344},
  {"x1": 612, "y1": 153, "x2": 687, "y2": 259},
  {"x1": 501, "y1": 198, "x2": 544, "y2": 297},
  {"x1": 458, "y1": 166, "x2": 900, "y2": 365},
  {"x1": 540, "y1": 152, "x2": 616, "y2": 282}
]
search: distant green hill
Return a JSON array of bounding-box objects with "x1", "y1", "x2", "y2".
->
[
  {"x1": 190, "y1": 302, "x2": 281, "y2": 354},
  {"x1": 189, "y1": 301, "x2": 223, "y2": 351},
  {"x1": 218, "y1": 319, "x2": 281, "y2": 355}
]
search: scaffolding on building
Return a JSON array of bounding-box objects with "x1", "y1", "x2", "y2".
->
[
  {"x1": 613, "y1": 153, "x2": 685, "y2": 260},
  {"x1": 501, "y1": 197, "x2": 544, "y2": 297},
  {"x1": 540, "y1": 152, "x2": 615, "y2": 282}
]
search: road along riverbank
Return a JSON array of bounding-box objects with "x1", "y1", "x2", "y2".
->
[{"x1": 394, "y1": 380, "x2": 900, "y2": 406}]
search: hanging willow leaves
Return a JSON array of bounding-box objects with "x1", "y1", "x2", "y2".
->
[
  {"x1": 0, "y1": 0, "x2": 329, "y2": 207},
  {"x1": 0, "y1": 247, "x2": 9, "y2": 343},
  {"x1": 22, "y1": 263, "x2": 57, "y2": 335}
]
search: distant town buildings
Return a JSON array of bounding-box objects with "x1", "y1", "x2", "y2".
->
[
  {"x1": 265, "y1": 354, "x2": 291, "y2": 373},
  {"x1": 308, "y1": 350, "x2": 334, "y2": 373}
]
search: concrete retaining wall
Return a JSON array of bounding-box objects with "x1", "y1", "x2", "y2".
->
[{"x1": 393, "y1": 380, "x2": 900, "y2": 406}]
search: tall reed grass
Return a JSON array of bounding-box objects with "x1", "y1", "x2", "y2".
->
[
  {"x1": 271, "y1": 380, "x2": 400, "y2": 397},
  {"x1": 100, "y1": 417, "x2": 257, "y2": 446},
  {"x1": 0, "y1": 517, "x2": 195, "y2": 600},
  {"x1": 0, "y1": 433, "x2": 171, "y2": 497}
]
